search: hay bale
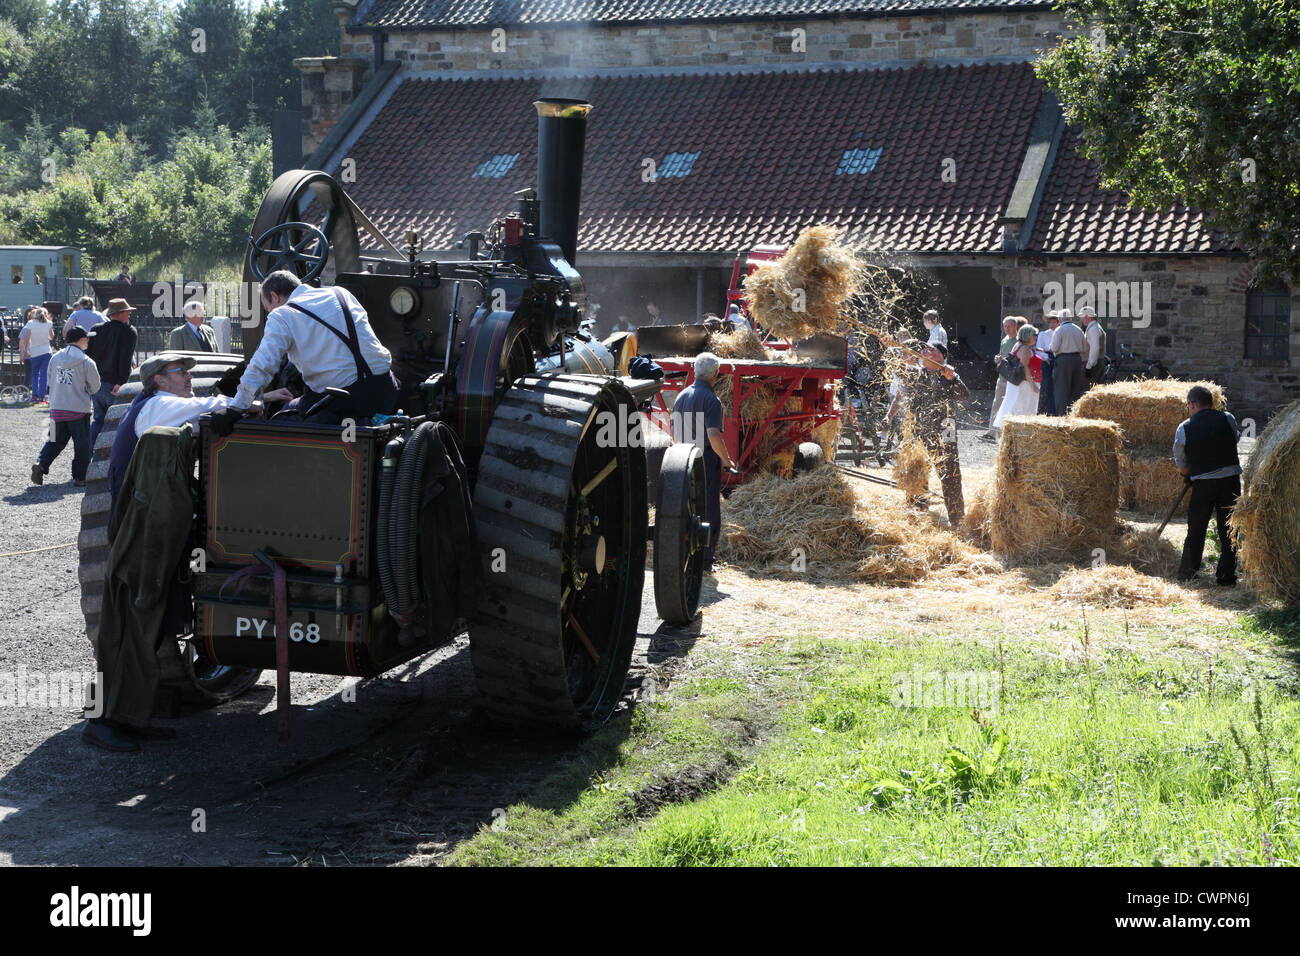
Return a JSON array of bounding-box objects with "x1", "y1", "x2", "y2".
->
[
  {"x1": 988, "y1": 416, "x2": 1122, "y2": 562},
  {"x1": 1120, "y1": 449, "x2": 1189, "y2": 514},
  {"x1": 744, "y1": 225, "x2": 862, "y2": 339},
  {"x1": 894, "y1": 439, "x2": 931, "y2": 501},
  {"x1": 1229, "y1": 397, "x2": 1300, "y2": 604},
  {"x1": 1071, "y1": 379, "x2": 1226, "y2": 446}
]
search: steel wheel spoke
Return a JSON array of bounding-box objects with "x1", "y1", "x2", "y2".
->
[
  {"x1": 566, "y1": 614, "x2": 601, "y2": 663},
  {"x1": 580, "y1": 458, "x2": 618, "y2": 498}
]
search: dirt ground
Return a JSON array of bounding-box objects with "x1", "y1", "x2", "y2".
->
[{"x1": 0, "y1": 394, "x2": 1261, "y2": 865}]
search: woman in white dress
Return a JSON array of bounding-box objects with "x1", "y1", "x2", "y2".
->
[{"x1": 993, "y1": 323, "x2": 1042, "y2": 430}]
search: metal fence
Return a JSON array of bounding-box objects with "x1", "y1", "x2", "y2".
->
[{"x1": 0, "y1": 307, "x2": 245, "y2": 393}]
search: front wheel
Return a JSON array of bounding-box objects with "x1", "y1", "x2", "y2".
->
[{"x1": 469, "y1": 374, "x2": 647, "y2": 730}]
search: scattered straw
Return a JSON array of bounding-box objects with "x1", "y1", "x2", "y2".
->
[
  {"x1": 1049, "y1": 566, "x2": 1187, "y2": 608},
  {"x1": 960, "y1": 481, "x2": 993, "y2": 550},
  {"x1": 1113, "y1": 524, "x2": 1182, "y2": 577},
  {"x1": 1230, "y1": 396, "x2": 1300, "y2": 604},
  {"x1": 988, "y1": 416, "x2": 1121, "y2": 562},
  {"x1": 706, "y1": 328, "x2": 771, "y2": 361},
  {"x1": 744, "y1": 225, "x2": 863, "y2": 339},
  {"x1": 718, "y1": 469, "x2": 995, "y2": 585},
  {"x1": 894, "y1": 438, "x2": 931, "y2": 502}
]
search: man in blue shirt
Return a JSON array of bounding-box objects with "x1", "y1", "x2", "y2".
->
[
  {"x1": 670, "y1": 352, "x2": 736, "y2": 571},
  {"x1": 63, "y1": 296, "x2": 105, "y2": 339},
  {"x1": 1172, "y1": 385, "x2": 1242, "y2": 585}
]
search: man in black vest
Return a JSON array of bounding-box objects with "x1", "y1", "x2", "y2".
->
[{"x1": 1172, "y1": 385, "x2": 1242, "y2": 585}]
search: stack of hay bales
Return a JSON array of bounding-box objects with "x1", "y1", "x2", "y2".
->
[
  {"x1": 1229, "y1": 397, "x2": 1300, "y2": 604},
  {"x1": 1071, "y1": 380, "x2": 1226, "y2": 513},
  {"x1": 984, "y1": 416, "x2": 1122, "y2": 562}
]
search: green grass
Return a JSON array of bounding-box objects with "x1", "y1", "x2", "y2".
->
[{"x1": 449, "y1": 629, "x2": 1300, "y2": 866}]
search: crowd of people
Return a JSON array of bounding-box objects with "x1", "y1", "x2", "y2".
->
[
  {"x1": 896, "y1": 307, "x2": 1240, "y2": 589},
  {"x1": 979, "y1": 307, "x2": 1108, "y2": 441}
]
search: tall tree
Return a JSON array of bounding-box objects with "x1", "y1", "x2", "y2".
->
[
  {"x1": 1037, "y1": 0, "x2": 1300, "y2": 279},
  {"x1": 241, "y1": 0, "x2": 340, "y2": 123}
]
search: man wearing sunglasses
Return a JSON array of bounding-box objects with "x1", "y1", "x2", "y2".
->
[{"x1": 106, "y1": 352, "x2": 283, "y2": 499}]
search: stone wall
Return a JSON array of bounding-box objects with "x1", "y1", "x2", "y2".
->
[
  {"x1": 339, "y1": 11, "x2": 1071, "y2": 72},
  {"x1": 993, "y1": 255, "x2": 1299, "y2": 420}
]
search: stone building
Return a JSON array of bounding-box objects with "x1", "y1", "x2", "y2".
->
[{"x1": 293, "y1": 0, "x2": 1295, "y2": 419}]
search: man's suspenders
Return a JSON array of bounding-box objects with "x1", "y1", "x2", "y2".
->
[{"x1": 285, "y1": 287, "x2": 373, "y2": 382}]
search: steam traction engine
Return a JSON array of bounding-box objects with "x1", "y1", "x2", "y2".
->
[{"x1": 77, "y1": 99, "x2": 708, "y2": 731}]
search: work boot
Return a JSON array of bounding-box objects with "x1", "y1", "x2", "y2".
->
[
  {"x1": 81, "y1": 718, "x2": 140, "y2": 753},
  {"x1": 30, "y1": 463, "x2": 44, "y2": 485}
]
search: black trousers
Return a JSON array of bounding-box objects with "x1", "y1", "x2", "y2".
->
[
  {"x1": 300, "y1": 370, "x2": 399, "y2": 423},
  {"x1": 1053, "y1": 353, "x2": 1085, "y2": 415},
  {"x1": 1179, "y1": 475, "x2": 1240, "y2": 583},
  {"x1": 37, "y1": 414, "x2": 91, "y2": 481},
  {"x1": 703, "y1": 452, "x2": 721, "y2": 567},
  {"x1": 1038, "y1": 359, "x2": 1057, "y2": 415}
]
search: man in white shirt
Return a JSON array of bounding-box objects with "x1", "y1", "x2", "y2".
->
[
  {"x1": 923, "y1": 309, "x2": 948, "y2": 351},
  {"x1": 107, "y1": 352, "x2": 281, "y2": 499},
  {"x1": 726, "y1": 303, "x2": 756, "y2": 334},
  {"x1": 1080, "y1": 306, "x2": 1107, "y2": 385},
  {"x1": 212, "y1": 270, "x2": 397, "y2": 433}
]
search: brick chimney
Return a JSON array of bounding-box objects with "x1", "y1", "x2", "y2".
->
[{"x1": 295, "y1": 56, "x2": 371, "y2": 160}]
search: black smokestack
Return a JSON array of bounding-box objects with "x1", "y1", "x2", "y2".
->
[{"x1": 534, "y1": 98, "x2": 590, "y2": 267}]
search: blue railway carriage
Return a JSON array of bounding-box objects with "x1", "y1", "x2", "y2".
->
[{"x1": 0, "y1": 245, "x2": 84, "y2": 312}]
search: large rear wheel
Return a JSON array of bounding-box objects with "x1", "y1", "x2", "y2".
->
[
  {"x1": 470, "y1": 374, "x2": 647, "y2": 730},
  {"x1": 78, "y1": 354, "x2": 263, "y2": 709}
]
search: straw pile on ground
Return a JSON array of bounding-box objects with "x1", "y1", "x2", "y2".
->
[
  {"x1": 987, "y1": 416, "x2": 1122, "y2": 562},
  {"x1": 744, "y1": 225, "x2": 862, "y2": 339},
  {"x1": 1072, "y1": 380, "x2": 1226, "y2": 513},
  {"x1": 1049, "y1": 566, "x2": 1186, "y2": 608},
  {"x1": 1229, "y1": 396, "x2": 1300, "y2": 604},
  {"x1": 718, "y1": 469, "x2": 995, "y2": 585}
]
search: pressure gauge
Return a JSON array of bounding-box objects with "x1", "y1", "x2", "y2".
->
[{"x1": 389, "y1": 286, "x2": 418, "y2": 317}]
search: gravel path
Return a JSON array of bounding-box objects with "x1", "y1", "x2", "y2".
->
[{"x1": 0, "y1": 401, "x2": 678, "y2": 866}]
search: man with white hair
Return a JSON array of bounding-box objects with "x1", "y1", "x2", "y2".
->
[
  {"x1": 1079, "y1": 306, "x2": 1107, "y2": 385},
  {"x1": 167, "y1": 300, "x2": 218, "y2": 352},
  {"x1": 1051, "y1": 307, "x2": 1087, "y2": 414},
  {"x1": 670, "y1": 351, "x2": 736, "y2": 571}
]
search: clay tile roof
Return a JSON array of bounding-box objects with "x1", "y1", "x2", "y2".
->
[
  {"x1": 1025, "y1": 125, "x2": 1236, "y2": 255},
  {"x1": 337, "y1": 62, "x2": 1045, "y2": 255},
  {"x1": 353, "y1": 0, "x2": 1052, "y2": 31}
]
